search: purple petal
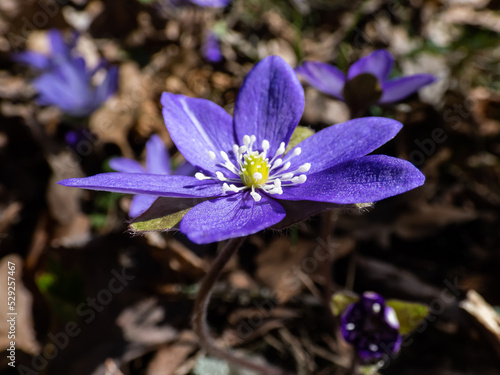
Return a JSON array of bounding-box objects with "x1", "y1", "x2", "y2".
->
[
  {"x1": 379, "y1": 74, "x2": 436, "y2": 104},
  {"x1": 272, "y1": 199, "x2": 340, "y2": 230},
  {"x1": 233, "y1": 56, "x2": 304, "y2": 156},
  {"x1": 129, "y1": 194, "x2": 158, "y2": 217},
  {"x1": 295, "y1": 61, "x2": 346, "y2": 100},
  {"x1": 132, "y1": 196, "x2": 208, "y2": 225},
  {"x1": 146, "y1": 134, "x2": 171, "y2": 175},
  {"x1": 189, "y1": 0, "x2": 231, "y2": 6},
  {"x1": 33, "y1": 67, "x2": 94, "y2": 117},
  {"x1": 58, "y1": 59, "x2": 91, "y2": 98},
  {"x1": 161, "y1": 93, "x2": 235, "y2": 173},
  {"x1": 13, "y1": 51, "x2": 50, "y2": 70},
  {"x1": 174, "y1": 161, "x2": 198, "y2": 176},
  {"x1": 109, "y1": 158, "x2": 145, "y2": 173},
  {"x1": 48, "y1": 29, "x2": 70, "y2": 57},
  {"x1": 95, "y1": 65, "x2": 119, "y2": 104},
  {"x1": 347, "y1": 50, "x2": 394, "y2": 82},
  {"x1": 202, "y1": 32, "x2": 223, "y2": 63},
  {"x1": 279, "y1": 155, "x2": 425, "y2": 204},
  {"x1": 180, "y1": 192, "x2": 285, "y2": 244},
  {"x1": 288, "y1": 117, "x2": 403, "y2": 174},
  {"x1": 58, "y1": 174, "x2": 223, "y2": 198},
  {"x1": 33, "y1": 72, "x2": 85, "y2": 112}
]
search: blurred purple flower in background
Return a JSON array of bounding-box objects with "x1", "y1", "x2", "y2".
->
[
  {"x1": 202, "y1": 32, "x2": 223, "y2": 63},
  {"x1": 295, "y1": 50, "x2": 435, "y2": 108},
  {"x1": 14, "y1": 29, "x2": 118, "y2": 118},
  {"x1": 341, "y1": 292, "x2": 402, "y2": 362},
  {"x1": 59, "y1": 56, "x2": 425, "y2": 244}
]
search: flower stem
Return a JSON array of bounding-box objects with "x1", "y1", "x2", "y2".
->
[{"x1": 192, "y1": 237, "x2": 292, "y2": 375}]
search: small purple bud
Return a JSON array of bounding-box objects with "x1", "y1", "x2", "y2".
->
[
  {"x1": 202, "y1": 32, "x2": 223, "y2": 63},
  {"x1": 341, "y1": 292, "x2": 402, "y2": 362}
]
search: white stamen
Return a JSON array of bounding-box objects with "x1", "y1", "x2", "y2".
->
[
  {"x1": 297, "y1": 175, "x2": 307, "y2": 183},
  {"x1": 373, "y1": 303, "x2": 381, "y2": 313},
  {"x1": 272, "y1": 159, "x2": 283, "y2": 168},
  {"x1": 195, "y1": 172, "x2": 210, "y2": 180},
  {"x1": 386, "y1": 308, "x2": 399, "y2": 328},
  {"x1": 250, "y1": 191, "x2": 262, "y2": 202},
  {"x1": 216, "y1": 171, "x2": 227, "y2": 181},
  {"x1": 253, "y1": 172, "x2": 263, "y2": 180},
  {"x1": 369, "y1": 344, "x2": 378, "y2": 352},
  {"x1": 346, "y1": 323, "x2": 355, "y2": 331},
  {"x1": 196, "y1": 136, "x2": 312, "y2": 198},
  {"x1": 224, "y1": 161, "x2": 237, "y2": 173},
  {"x1": 275, "y1": 142, "x2": 285, "y2": 157},
  {"x1": 298, "y1": 163, "x2": 311, "y2": 172},
  {"x1": 220, "y1": 151, "x2": 229, "y2": 161}
]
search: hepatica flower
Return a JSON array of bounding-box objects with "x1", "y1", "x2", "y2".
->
[
  {"x1": 14, "y1": 29, "x2": 118, "y2": 118},
  {"x1": 295, "y1": 50, "x2": 435, "y2": 112},
  {"x1": 59, "y1": 56, "x2": 425, "y2": 244},
  {"x1": 341, "y1": 292, "x2": 402, "y2": 361}
]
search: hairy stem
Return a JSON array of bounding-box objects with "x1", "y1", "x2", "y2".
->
[{"x1": 192, "y1": 237, "x2": 292, "y2": 375}]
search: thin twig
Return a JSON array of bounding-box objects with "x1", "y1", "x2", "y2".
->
[{"x1": 192, "y1": 237, "x2": 293, "y2": 375}]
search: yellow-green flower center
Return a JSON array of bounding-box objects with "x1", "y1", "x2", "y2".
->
[
  {"x1": 194, "y1": 134, "x2": 311, "y2": 202},
  {"x1": 240, "y1": 152, "x2": 270, "y2": 187}
]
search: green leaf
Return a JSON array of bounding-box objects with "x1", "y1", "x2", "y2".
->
[
  {"x1": 359, "y1": 364, "x2": 382, "y2": 375},
  {"x1": 331, "y1": 291, "x2": 359, "y2": 316},
  {"x1": 386, "y1": 299, "x2": 429, "y2": 335},
  {"x1": 129, "y1": 196, "x2": 207, "y2": 233},
  {"x1": 194, "y1": 357, "x2": 260, "y2": 375},
  {"x1": 194, "y1": 357, "x2": 229, "y2": 375},
  {"x1": 130, "y1": 208, "x2": 191, "y2": 232},
  {"x1": 285, "y1": 125, "x2": 315, "y2": 153}
]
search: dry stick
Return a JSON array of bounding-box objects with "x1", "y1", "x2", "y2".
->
[
  {"x1": 348, "y1": 351, "x2": 360, "y2": 375},
  {"x1": 192, "y1": 237, "x2": 293, "y2": 375}
]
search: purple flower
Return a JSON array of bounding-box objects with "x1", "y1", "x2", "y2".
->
[
  {"x1": 295, "y1": 50, "x2": 436, "y2": 109},
  {"x1": 341, "y1": 292, "x2": 402, "y2": 362},
  {"x1": 109, "y1": 135, "x2": 172, "y2": 218},
  {"x1": 59, "y1": 56, "x2": 425, "y2": 244},
  {"x1": 14, "y1": 29, "x2": 118, "y2": 118},
  {"x1": 202, "y1": 32, "x2": 223, "y2": 63},
  {"x1": 189, "y1": 0, "x2": 230, "y2": 6}
]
